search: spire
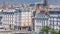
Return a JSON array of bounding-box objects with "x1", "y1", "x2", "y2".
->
[{"x1": 44, "y1": 0, "x2": 48, "y2": 6}]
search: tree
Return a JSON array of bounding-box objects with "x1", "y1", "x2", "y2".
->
[
  {"x1": 51, "y1": 29, "x2": 58, "y2": 34},
  {"x1": 41, "y1": 26, "x2": 50, "y2": 34},
  {"x1": 58, "y1": 30, "x2": 60, "y2": 34}
]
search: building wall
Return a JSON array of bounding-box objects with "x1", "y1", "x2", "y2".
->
[
  {"x1": 49, "y1": 11, "x2": 60, "y2": 30},
  {"x1": 0, "y1": 9, "x2": 20, "y2": 30},
  {"x1": 2, "y1": 14, "x2": 14, "y2": 25},
  {"x1": 20, "y1": 7, "x2": 33, "y2": 27},
  {"x1": 21, "y1": 11, "x2": 32, "y2": 26},
  {"x1": 14, "y1": 11, "x2": 21, "y2": 26},
  {"x1": 34, "y1": 14, "x2": 48, "y2": 32}
]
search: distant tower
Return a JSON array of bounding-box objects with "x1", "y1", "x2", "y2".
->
[
  {"x1": 2, "y1": 1, "x2": 6, "y2": 9},
  {"x1": 44, "y1": 0, "x2": 48, "y2": 6}
]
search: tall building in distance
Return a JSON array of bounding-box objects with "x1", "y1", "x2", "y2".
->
[{"x1": 44, "y1": 0, "x2": 48, "y2": 6}]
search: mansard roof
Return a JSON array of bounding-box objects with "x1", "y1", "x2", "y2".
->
[{"x1": 34, "y1": 13, "x2": 49, "y2": 19}]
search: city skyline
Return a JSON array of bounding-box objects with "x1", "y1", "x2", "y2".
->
[{"x1": 0, "y1": 0, "x2": 60, "y2": 5}]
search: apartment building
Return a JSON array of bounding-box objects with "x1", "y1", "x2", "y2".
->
[
  {"x1": 34, "y1": 13, "x2": 48, "y2": 32},
  {"x1": 49, "y1": 11, "x2": 60, "y2": 31},
  {"x1": 32, "y1": 4, "x2": 60, "y2": 33},
  {"x1": 19, "y1": 6, "x2": 33, "y2": 31},
  {"x1": 0, "y1": 9, "x2": 15, "y2": 30},
  {"x1": 0, "y1": 9, "x2": 21, "y2": 30}
]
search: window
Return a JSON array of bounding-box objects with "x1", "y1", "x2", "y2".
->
[
  {"x1": 10, "y1": 15, "x2": 12, "y2": 17},
  {"x1": 26, "y1": 17, "x2": 29, "y2": 19},
  {"x1": 54, "y1": 21, "x2": 58, "y2": 26},
  {"x1": 29, "y1": 14, "x2": 31, "y2": 16},
  {"x1": 26, "y1": 20, "x2": 28, "y2": 22},
  {"x1": 29, "y1": 20, "x2": 31, "y2": 22},
  {"x1": 58, "y1": 18, "x2": 60, "y2": 21},
  {"x1": 11, "y1": 18, "x2": 12, "y2": 20},
  {"x1": 50, "y1": 21, "x2": 53, "y2": 25},
  {"x1": 36, "y1": 20, "x2": 40, "y2": 23},
  {"x1": 54, "y1": 18, "x2": 57, "y2": 21},
  {"x1": 45, "y1": 20, "x2": 47, "y2": 25},
  {"x1": 50, "y1": 18, "x2": 54, "y2": 20}
]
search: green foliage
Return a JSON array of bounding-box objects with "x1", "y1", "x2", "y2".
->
[
  {"x1": 51, "y1": 29, "x2": 58, "y2": 34},
  {"x1": 35, "y1": 32, "x2": 38, "y2": 34},
  {"x1": 41, "y1": 26, "x2": 50, "y2": 34},
  {"x1": 41, "y1": 26, "x2": 59, "y2": 34},
  {"x1": 58, "y1": 30, "x2": 60, "y2": 34}
]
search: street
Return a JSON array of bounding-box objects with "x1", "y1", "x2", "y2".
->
[{"x1": 0, "y1": 30, "x2": 35, "y2": 34}]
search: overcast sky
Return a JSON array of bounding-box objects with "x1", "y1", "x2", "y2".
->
[{"x1": 0, "y1": 0, "x2": 60, "y2": 5}]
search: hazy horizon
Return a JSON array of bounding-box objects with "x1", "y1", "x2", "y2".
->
[{"x1": 0, "y1": 0, "x2": 59, "y2": 5}]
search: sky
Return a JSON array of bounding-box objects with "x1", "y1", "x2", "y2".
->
[{"x1": 0, "y1": 0, "x2": 60, "y2": 5}]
